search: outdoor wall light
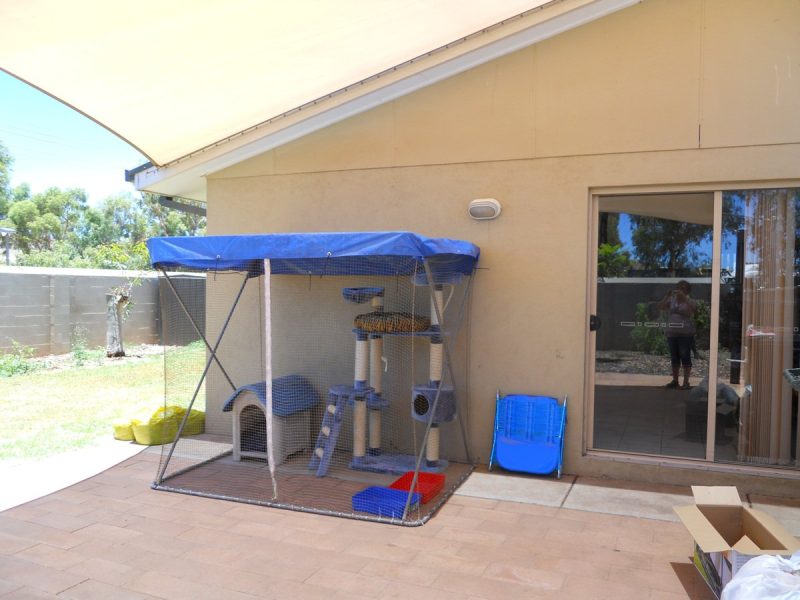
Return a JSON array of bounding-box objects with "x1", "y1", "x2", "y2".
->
[{"x1": 468, "y1": 198, "x2": 502, "y2": 220}]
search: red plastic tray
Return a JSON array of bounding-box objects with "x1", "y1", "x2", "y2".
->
[{"x1": 388, "y1": 471, "x2": 444, "y2": 504}]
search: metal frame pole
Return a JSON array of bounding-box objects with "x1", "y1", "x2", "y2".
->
[
  {"x1": 156, "y1": 272, "x2": 249, "y2": 484},
  {"x1": 161, "y1": 269, "x2": 237, "y2": 392},
  {"x1": 403, "y1": 260, "x2": 474, "y2": 520}
]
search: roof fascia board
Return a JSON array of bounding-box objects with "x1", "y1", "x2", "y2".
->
[{"x1": 135, "y1": 0, "x2": 640, "y2": 200}]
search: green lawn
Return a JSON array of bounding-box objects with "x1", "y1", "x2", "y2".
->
[{"x1": 0, "y1": 343, "x2": 205, "y2": 461}]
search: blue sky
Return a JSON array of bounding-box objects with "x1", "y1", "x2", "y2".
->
[{"x1": 0, "y1": 71, "x2": 146, "y2": 206}]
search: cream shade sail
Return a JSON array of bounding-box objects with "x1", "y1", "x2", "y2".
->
[{"x1": 0, "y1": 0, "x2": 555, "y2": 167}]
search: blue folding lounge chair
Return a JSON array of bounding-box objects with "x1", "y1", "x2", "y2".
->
[{"x1": 489, "y1": 393, "x2": 567, "y2": 479}]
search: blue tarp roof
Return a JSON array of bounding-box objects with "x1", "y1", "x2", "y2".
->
[{"x1": 147, "y1": 232, "x2": 479, "y2": 276}]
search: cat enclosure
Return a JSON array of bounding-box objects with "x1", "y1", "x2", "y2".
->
[{"x1": 147, "y1": 232, "x2": 479, "y2": 525}]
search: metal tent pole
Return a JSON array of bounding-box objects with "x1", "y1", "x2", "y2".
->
[
  {"x1": 402, "y1": 259, "x2": 473, "y2": 520},
  {"x1": 161, "y1": 269, "x2": 237, "y2": 392},
  {"x1": 156, "y1": 272, "x2": 249, "y2": 484}
]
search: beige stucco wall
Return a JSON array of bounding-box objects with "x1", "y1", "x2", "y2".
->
[{"x1": 205, "y1": 0, "x2": 800, "y2": 495}]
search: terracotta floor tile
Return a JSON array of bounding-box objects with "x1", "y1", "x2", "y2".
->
[
  {"x1": 0, "y1": 555, "x2": 87, "y2": 595},
  {"x1": 447, "y1": 496, "x2": 500, "y2": 510},
  {"x1": 69, "y1": 538, "x2": 150, "y2": 565},
  {"x1": 4, "y1": 453, "x2": 798, "y2": 600},
  {"x1": 483, "y1": 561, "x2": 566, "y2": 591},
  {"x1": 359, "y1": 558, "x2": 440, "y2": 586},
  {"x1": 126, "y1": 570, "x2": 260, "y2": 600},
  {"x1": 56, "y1": 579, "x2": 155, "y2": 600},
  {"x1": 221, "y1": 503, "x2": 289, "y2": 524},
  {"x1": 561, "y1": 574, "x2": 645, "y2": 600},
  {"x1": 649, "y1": 591, "x2": 699, "y2": 600},
  {"x1": 435, "y1": 526, "x2": 507, "y2": 547},
  {"x1": 391, "y1": 531, "x2": 463, "y2": 554},
  {"x1": 457, "y1": 506, "x2": 521, "y2": 524},
  {"x1": 0, "y1": 586, "x2": 60, "y2": 599},
  {"x1": 66, "y1": 556, "x2": 142, "y2": 587},
  {"x1": 0, "y1": 532, "x2": 36, "y2": 555},
  {"x1": 608, "y1": 564, "x2": 689, "y2": 594},
  {"x1": 473, "y1": 517, "x2": 548, "y2": 538},
  {"x1": 73, "y1": 522, "x2": 142, "y2": 543},
  {"x1": 228, "y1": 518, "x2": 291, "y2": 541},
  {"x1": 432, "y1": 570, "x2": 558, "y2": 600},
  {"x1": 233, "y1": 552, "x2": 321, "y2": 583},
  {"x1": 0, "y1": 517, "x2": 87, "y2": 550},
  {"x1": 409, "y1": 549, "x2": 488, "y2": 576},
  {"x1": 544, "y1": 526, "x2": 618, "y2": 551},
  {"x1": 14, "y1": 543, "x2": 84, "y2": 570},
  {"x1": 344, "y1": 538, "x2": 419, "y2": 563},
  {"x1": 123, "y1": 515, "x2": 195, "y2": 538},
  {"x1": 378, "y1": 580, "x2": 471, "y2": 600},
  {"x1": 262, "y1": 579, "x2": 333, "y2": 600},
  {"x1": 0, "y1": 579, "x2": 22, "y2": 596},
  {"x1": 500, "y1": 501, "x2": 560, "y2": 517},
  {"x1": 532, "y1": 555, "x2": 611, "y2": 580},
  {"x1": 305, "y1": 567, "x2": 389, "y2": 597}
]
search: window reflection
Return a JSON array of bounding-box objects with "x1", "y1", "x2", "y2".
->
[
  {"x1": 594, "y1": 193, "x2": 712, "y2": 459},
  {"x1": 717, "y1": 190, "x2": 800, "y2": 467}
]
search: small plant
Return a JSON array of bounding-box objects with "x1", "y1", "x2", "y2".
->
[
  {"x1": 693, "y1": 299, "x2": 710, "y2": 350},
  {"x1": 0, "y1": 340, "x2": 40, "y2": 377},
  {"x1": 71, "y1": 326, "x2": 90, "y2": 366},
  {"x1": 630, "y1": 302, "x2": 668, "y2": 355}
]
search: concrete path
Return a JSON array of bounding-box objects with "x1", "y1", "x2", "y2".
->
[
  {"x1": 0, "y1": 439, "x2": 146, "y2": 512},
  {"x1": 457, "y1": 469, "x2": 800, "y2": 537}
]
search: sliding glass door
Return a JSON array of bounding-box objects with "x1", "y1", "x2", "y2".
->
[
  {"x1": 593, "y1": 193, "x2": 713, "y2": 459},
  {"x1": 716, "y1": 189, "x2": 800, "y2": 467},
  {"x1": 592, "y1": 188, "x2": 800, "y2": 470}
]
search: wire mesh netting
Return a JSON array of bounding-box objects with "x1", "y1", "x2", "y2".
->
[{"x1": 154, "y1": 255, "x2": 475, "y2": 525}]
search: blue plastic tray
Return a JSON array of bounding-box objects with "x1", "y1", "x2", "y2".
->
[{"x1": 352, "y1": 486, "x2": 421, "y2": 518}]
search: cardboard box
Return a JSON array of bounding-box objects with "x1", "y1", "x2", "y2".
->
[{"x1": 674, "y1": 486, "x2": 800, "y2": 598}]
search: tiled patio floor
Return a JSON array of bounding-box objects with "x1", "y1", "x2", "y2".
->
[{"x1": 0, "y1": 449, "x2": 770, "y2": 599}]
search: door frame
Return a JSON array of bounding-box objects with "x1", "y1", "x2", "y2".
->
[{"x1": 584, "y1": 180, "x2": 800, "y2": 470}]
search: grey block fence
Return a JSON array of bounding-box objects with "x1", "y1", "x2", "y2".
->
[{"x1": 0, "y1": 267, "x2": 205, "y2": 356}]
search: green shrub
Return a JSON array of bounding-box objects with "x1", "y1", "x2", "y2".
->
[
  {"x1": 71, "y1": 326, "x2": 90, "y2": 366},
  {"x1": 630, "y1": 302, "x2": 668, "y2": 355},
  {"x1": 693, "y1": 299, "x2": 710, "y2": 350},
  {"x1": 0, "y1": 341, "x2": 40, "y2": 377},
  {"x1": 630, "y1": 298, "x2": 709, "y2": 354}
]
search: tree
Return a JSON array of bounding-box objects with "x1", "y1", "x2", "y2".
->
[
  {"x1": 597, "y1": 243, "x2": 632, "y2": 278},
  {"x1": 5, "y1": 187, "x2": 88, "y2": 253},
  {"x1": 0, "y1": 141, "x2": 12, "y2": 218},
  {"x1": 630, "y1": 216, "x2": 711, "y2": 274},
  {"x1": 139, "y1": 193, "x2": 206, "y2": 237},
  {"x1": 598, "y1": 212, "x2": 621, "y2": 247},
  {"x1": 106, "y1": 281, "x2": 135, "y2": 357},
  {"x1": 79, "y1": 194, "x2": 147, "y2": 249},
  {"x1": 0, "y1": 143, "x2": 205, "y2": 268}
]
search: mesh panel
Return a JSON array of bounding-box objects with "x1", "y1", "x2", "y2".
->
[{"x1": 155, "y1": 257, "x2": 474, "y2": 525}]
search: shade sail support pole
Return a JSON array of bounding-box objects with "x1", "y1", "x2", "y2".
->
[{"x1": 263, "y1": 259, "x2": 277, "y2": 499}]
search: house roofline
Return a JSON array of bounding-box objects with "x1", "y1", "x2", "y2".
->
[{"x1": 135, "y1": 0, "x2": 640, "y2": 201}]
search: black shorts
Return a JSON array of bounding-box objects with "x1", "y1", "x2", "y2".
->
[{"x1": 667, "y1": 336, "x2": 693, "y2": 368}]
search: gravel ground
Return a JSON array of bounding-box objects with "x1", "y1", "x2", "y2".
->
[
  {"x1": 596, "y1": 349, "x2": 732, "y2": 379},
  {"x1": 31, "y1": 344, "x2": 164, "y2": 371}
]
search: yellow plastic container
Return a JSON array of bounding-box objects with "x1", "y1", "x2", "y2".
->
[
  {"x1": 129, "y1": 406, "x2": 205, "y2": 446},
  {"x1": 112, "y1": 420, "x2": 134, "y2": 441}
]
